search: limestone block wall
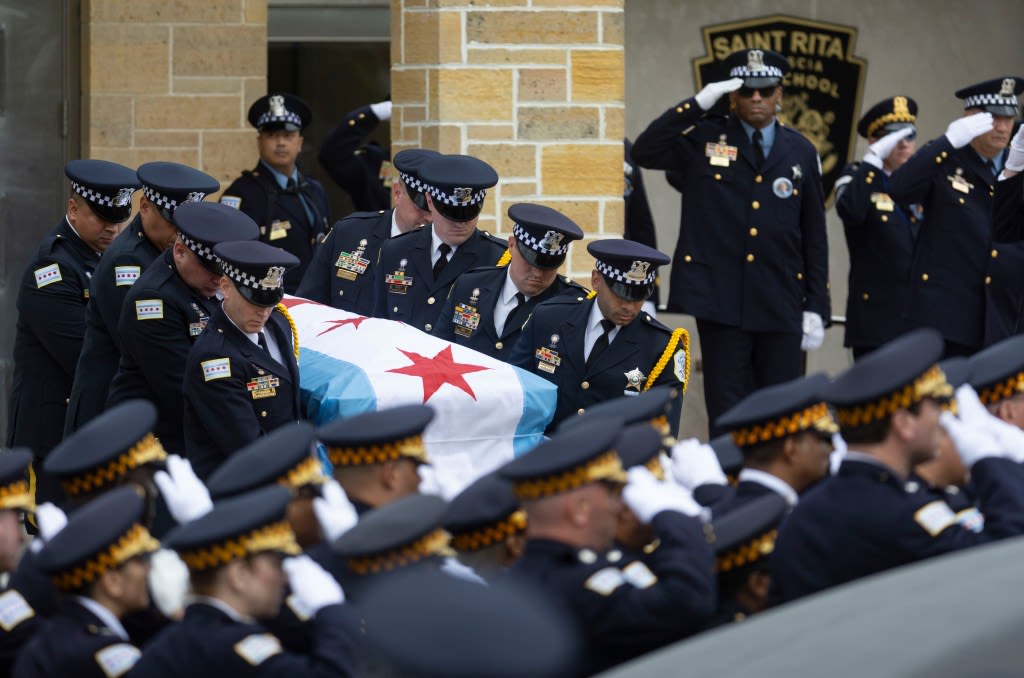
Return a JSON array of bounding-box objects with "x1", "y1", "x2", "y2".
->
[{"x1": 391, "y1": 0, "x2": 626, "y2": 282}]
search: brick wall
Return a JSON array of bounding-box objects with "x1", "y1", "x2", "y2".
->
[
  {"x1": 391, "y1": 0, "x2": 626, "y2": 282},
  {"x1": 83, "y1": 0, "x2": 268, "y2": 193}
]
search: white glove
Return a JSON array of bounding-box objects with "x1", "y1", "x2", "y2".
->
[
  {"x1": 369, "y1": 100, "x2": 392, "y2": 122},
  {"x1": 944, "y1": 112, "x2": 994, "y2": 149},
  {"x1": 955, "y1": 383, "x2": 1024, "y2": 463},
  {"x1": 154, "y1": 455, "x2": 213, "y2": 525},
  {"x1": 1005, "y1": 124, "x2": 1024, "y2": 173},
  {"x1": 694, "y1": 78, "x2": 745, "y2": 111},
  {"x1": 312, "y1": 480, "x2": 358, "y2": 542},
  {"x1": 669, "y1": 438, "x2": 727, "y2": 489},
  {"x1": 940, "y1": 410, "x2": 1002, "y2": 467},
  {"x1": 30, "y1": 503, "x2": 68, "y2": 553},
  {"x1": 282, "y1": 555, "x2": 345, "y2": 614},
  {"x1": 441, "y1": 557, "x2": 487, "y2": 585},
  {"x1": 801, "y1": 312, "x2": 825, "y2": 351},
  {"x1": 148, "y1": 549, "x2": 190, "y2": 619},
  {"x1": 416, "y1": 465, "x2": 462, "y2": 500},
  {"x1": 623, "y1": 467, "x2": 703, "y2": 522},
  {"x1": 829, "y1": 432, "x2": 848, "y2": 475},
  {"x1": 863, "y1": 127, "x2": 915, "y2": 169}
]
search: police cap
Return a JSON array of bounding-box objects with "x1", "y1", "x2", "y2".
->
[
  {"x1": 174, "y1": 201, "x2": 261, "y2": 273},
  {"x1": 65, "y1": 159, "x2": 141, "y2": 224},
  {"x1": 317, "y1": 404, "x2": 434, "y2": 467},
  {"x1": 955, "y1": 77, "x2": 1024, "y2": 117},
  {"x1": 717, "y1": 373, "x2": 837, "y2": 449},
  {"x1": 725, "y1": 48, "x2": 789, "y2": 89},
  {"x1": 206, "y1": 421, "x2": 325, "y2": 500},
  {"x1": 708, "y1": 492, "x2": 787, "y2": 574},
  {"x1": 0, "y1": 450, "x2": 35, "y2": 513},
  {"x1": 444, "y1": 472, "x2": 524, "y2": 553},
  {"x1": 393, "y1": 148, "x2": 443, "y2": 211},
  {"x1": 508, "y1": 203, "x2": 584, "y2": 270},
  {"x1": 419, "y1": 154, "x2": 498, "y2": 223},
  {"x1": 248, "y1": 93, "x2": 312, "y2": 132},
  {"x1": 137, "y1": 162, "x2": 220, "y2": 223},
  {"x1": 587, "y1": 239, "x2": 670, "y2": 301},
  {"x1": 215, "y1": 240, "x2": 299, "y2": 307},
  {"x1": 856, "y1": 95, "x2": 918, "y2": 140},
  {"x1": 968, "y1": 334, "x2": 1024, "y2": 405}
]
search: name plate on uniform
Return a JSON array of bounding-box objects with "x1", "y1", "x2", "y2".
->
[
  {"x1": 385, "y1": 271, "x2": 413, "y2": 294},
  {"x1": 335, "y1": 250, "x2": 371, "y2": 281},
  {"x1": 247, "y1": 374, "x2": 280, "y2": 399},
  {"x1": 870, "y1": 192, "x2": 895, "y2": 212},
  {"x1": 535, "y1": 347, "x2": 561, "y2": 374},
  {"x1": 705, "y1": 141, "x2": 738, "y2": 167},
  {"x1": 269, "y1": 220, "x2": 291, "y2": 241},
  {"x1": 948, "y1": 173, "x2": 972, "y2": 194},
  {"x1": 453, "y1": 303, "x2": 480, "y2": 337}
]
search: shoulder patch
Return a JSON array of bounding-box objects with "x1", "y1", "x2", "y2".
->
[
  {"x1": 114, "y1": 265, "x2": 141, "y2": 287},
  {"x1": 914, "y1": 500, "x2": 957, "y2": 537},
  {"x1": 34, "y1": 263, "x2": 62, "y2": 288},
  {"x1": 135, "y1": 299, "x2": 164, "y2": 320},
  {"x1": 673, "y1": 348, "x2": 687, "y2": 384},
  {"x1": 220, "y1": 195, "x2": 242, "y2": 210},
  {"x1": 285, "y1": 593, "x2": 313, "y2": 622},
  {"x1": 584, "y1": 566, "x2": 626, "y2": 596},
  {"x1": 234, "y1": 633, "x2": 283, "y2": 666},
  {"x1": 0, "y1": 590, "x2": 34, "y2": 631},
  {"x1": 94, "y1": 643, "x2": 141, "y2": 678},
  {"x1": 201, "y1": 357, "x2": 232, "y2": 381},
  {"x1": 622, "y1": 560, "x2": 659, "y2": 589}
]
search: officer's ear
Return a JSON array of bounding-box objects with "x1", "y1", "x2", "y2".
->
[
  {"x1": 590, "y1": 270, "x2": 602, "y2": 291},
  {"x1": 994, "y1": 399, "x2": 1016, "y2": 424}
]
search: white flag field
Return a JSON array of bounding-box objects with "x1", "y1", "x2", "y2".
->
[{"x1": 283, "y1": 296, "x2": 556, "y2": 495}]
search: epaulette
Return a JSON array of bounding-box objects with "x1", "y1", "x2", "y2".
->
[
  {"x1": 343, "y1": 210, "x2": 388, "y2": 221},
  {"x1": 460, "y1": 265, "x2": 505, "y2": 279},
  {"x1": 641, "y1": 312, "x2": 673, "y2": 333},
  {"x1": 390, "y1": 228, "x2": 419, "y2": 241},
  {"x1": 562, "y1": 276, "x2": 590, "y2": 293},
  {"x1": 480, "y1": 231, "x2": 508, "y2": 248}
]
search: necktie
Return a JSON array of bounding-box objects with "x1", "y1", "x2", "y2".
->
[
  {"x1": 587, "y1": 319, "x2": 616, "y2": 369},
  {"x1": 752, "y1": 129, "x2": 766, "y2": 168},
  {"x1": 987, "y1": 159, "x2": 998, "y2": 178},
  {"x1": 502, "y1": 292, "x2": 528, "y2": 336},
  {"x1": 433, "y1": 243, "x2": 452, "y2": 280},
  {"x1": 284, "y1": 177, "x2": 298, "y2": 194},
  {"x1": 257, "y1": 331, "x2": 269, "y2": 353}
]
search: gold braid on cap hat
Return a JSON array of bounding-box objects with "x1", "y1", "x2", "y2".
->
[
  {"x1": 278, "y1": 456, "x2": 326, "y2": 490},
  {"x1": 511, "y1": 450, "x2": 627, "y2": 501},
  {"x1": 347, "y1": 528, "x2": 453, "y2": 575},
  {"x1": 865, "y1": 96, "x2": 917, "y2": 139},
  {"x1": 60, "y1": 433, "x2": 168, "y2": 497},
  {"x1": 326, "y1": 434, "x2": 429, "y2": 467},
  {"x1": 0, "y1": 480, "x2": 35, "y2": 513},
  {"x1": 836, "y1": 365, "x2": 952, "y2": 428},
  {"x1": 731, "y1": 402, "x2": 838, "y2": 448},
  {"x1": 450, "y1": 510, "x2": 527, "y2": 552},
  {"x1": 977, "y1": 372, "x2": 1024, "y2": 405},
  {"x1": 51, "y1": 523, "x2": 159, "y2": 592},
  {"x1": 715, "y1": 529, "x2": 778, "y2": 573},
  {"x1": 178, "y1": 520, "x2": 300, "y2": 572}
]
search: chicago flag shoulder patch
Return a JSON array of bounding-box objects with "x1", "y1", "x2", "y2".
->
[
  {"x1": 34, "y1": 263, "x2": 62, "y2": 288},
  {"x1": 201, "y1": 357, "x2": 231, "y2": 382}
]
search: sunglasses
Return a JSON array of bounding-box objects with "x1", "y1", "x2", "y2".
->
[{"x1": 737, "y1": 86, "x2": 778, "y2": 98}]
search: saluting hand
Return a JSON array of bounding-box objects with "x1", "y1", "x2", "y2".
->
[
  {"x1": 944, "y1": 112, "x2": 994, "y2": 149},
  {"x1": 695, "y1": 77, "x2": 745, "y2": 111},
  {"x1": 863, "y1": 127, "x2": 915, "y2": 169}
]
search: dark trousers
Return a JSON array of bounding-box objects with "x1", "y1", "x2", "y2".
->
[{"x1": 697, "y1": 319, "x2": 803, "y2": 438}]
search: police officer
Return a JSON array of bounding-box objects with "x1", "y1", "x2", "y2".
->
[
  {"x1": 372, "y1": 154, "x2": 508, "y2": 332},
  {"x1": 709, "y1": 373, "x2": 837, "y2": 515},
  {"x1": 7, "y1": 160, "x2": 140, "y2": 502},
  {"x1": 433, "y1": 203, "x2": 587, "y2": 361},
  {"x1": 509, "y1": 239, "x2": 689, "y2": 434},
  {"x1": 835, "y1": 97, "x2": 922, "y2": 359},
  {"x1": 220, "y1": 93, "x2": 330, "y2": 293},
  {"x1": 66, "y1": 162, "x2": 220, "y2": 435},
  {"x1": 444, "y1": 472, "x2": 526, "y2": 580},
  {"x1": 631, "y1": 48, "x2": 830, "y2": 436},
  {"x1": 129, "y1": 486, "x2": 356, "y2": 677},
  {"x1": 770, "y1": 329, "x2": 1024, "y2": 604},
  {"x1": 317, "y1": 99, "x2": 393, "y2": 212},
  {"x1": 13, "y1": 486, "x2": 159, "y2": 678},
  {"x1": 888, "y1": 77, "x2": 1024, "y2": 355},
  {"x1": 182, "y1": 241, "x2": 301, "y2": 479},
  {"x1": 991, "y1": 124, "x2": 1024, "y2": 341},
  {"x1": 0, "y1": 451, "x2": 32, "y2": 576},
  {"x1": 108, "y1": 202, "x2": 260, "y2": 455},
  {"x1": 968, "y1": 333, "x2": 1024, "y2": 428},
  {"x1": 295, "y1": 148, "x2": 437, "y2": 313},
  {"x1": 500, "y1": 418, "x2": 715, "y2": 675}
]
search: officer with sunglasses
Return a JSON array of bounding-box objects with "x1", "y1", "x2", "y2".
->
[
  {"x1": 835, "y1": 96, "x2": 922, "y2": 360},
  {"x1": 632, "y1": 48, "x2": 829, "y2": 438},
  {"x1": 296, "y1": 148, "x2": 437, "y2": 315}
]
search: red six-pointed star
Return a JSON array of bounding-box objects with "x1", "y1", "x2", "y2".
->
[
  {"x1": 316, "y1": 316, "x2": 369, "y2": 336},
  {"x1": 387, "y1": 345, "x2": 490, "y2": 402}
]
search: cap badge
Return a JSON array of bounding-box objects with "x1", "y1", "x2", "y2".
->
[
  {"x1": 453, "y1": 187, "x2": 474, "y2": 205},
  {"x1": 747, "y1": 49, "x2": 765, "y2": 72},
  {"x1": 260, "y1": 266, "x2": 285, "y2": 290},
  {"x1": 626, "y1": 260, "x2": 651, "y2": 283},
  {"x1": 893, "y1": 96, "x2": 909, "y2": 116},
  {"x1": 1000, "y1": 78, "x2": 1015, "y2": 98},
  {"x1": 539, "y1": 230, "x2": 565, "y2": 253},
  {"x1": 269, "y1": 95, "x2": 287, "y2": 117},
  {"x1": 115, "y1": 187, "x2": 134, "y2": 207},
  {"x1": 186, "y1": 191, "x2": 206, "y2": 203}
]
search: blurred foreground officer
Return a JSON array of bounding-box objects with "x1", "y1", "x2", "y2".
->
[
  {"x1": 707, "y1": 493, "x2": 787, "y2": 627},
  {"x1": 296, "y1": 148, "x2": 437, "y2": 313},
  {"x1": 108, "y1": 203, "x2": 260, "y2": 454},
  {"x1": 317, "y1": 99, "x2": 392, "y2": 212},
  {"x1": 361, "y1": 571, "x2": 579, "y2": 678},
  {"x1": 7, "y1": 160, "x2": 140, "y2": 499},
  {"x1": 444, "y1": 472, "x2": 526, "y2": 580},
  {"x1": 220, "y1": 94, "x2": 330, "y2": 292},
  {"x1": 989, "y1": 125, "x2": 1024, "y2": 341},
  {"x1": 66, "y1": 162, "x2": 220, "y2": 435},
  {"x1": 433, "y1": 203, "x2": 586, "y2": 360},
  {"x1": 0, "y1": 451, "x2": 33, "y2": 576},
  {"x1": 501, "y1": 419, "x2": 715, "y2": 676},
  {"x1": 631, "y1": 48, "x2": 829, "y2": 434},
  {"x1": 129, "y1": 486, "x2": 356, "y2": 676},
  {"x1": 182, "y1": 241, "x2": 301, "y2": 479},
  {"x1": 888, "y1": 77, "x2": 1024, "y2": 355},
  {"x1": 771, "y1": 329, "x2": 1024, "y2": 604},
  {"x1": 510, "y1": 239, "x2": 688, "y2": 433},
  {"x1": 13, "y1": 487, "x2": 158, "y2": 678},
  {"x1": 835, "y1": 97, "x2": 921, "y2": 359},
  {"x1": 969, "y1": 334, "x2": 1024, "y2": 429},
  {"x1": 372, "y1": 154, "x2": 508, "y2": 332},
  {"x1": 711, "y1": 373, "x2": 837, "y2": 514}
]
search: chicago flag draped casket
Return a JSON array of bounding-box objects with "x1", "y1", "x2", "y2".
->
[{"x1": 283, "y1": 297, "x2": 556, "y2": 494}]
